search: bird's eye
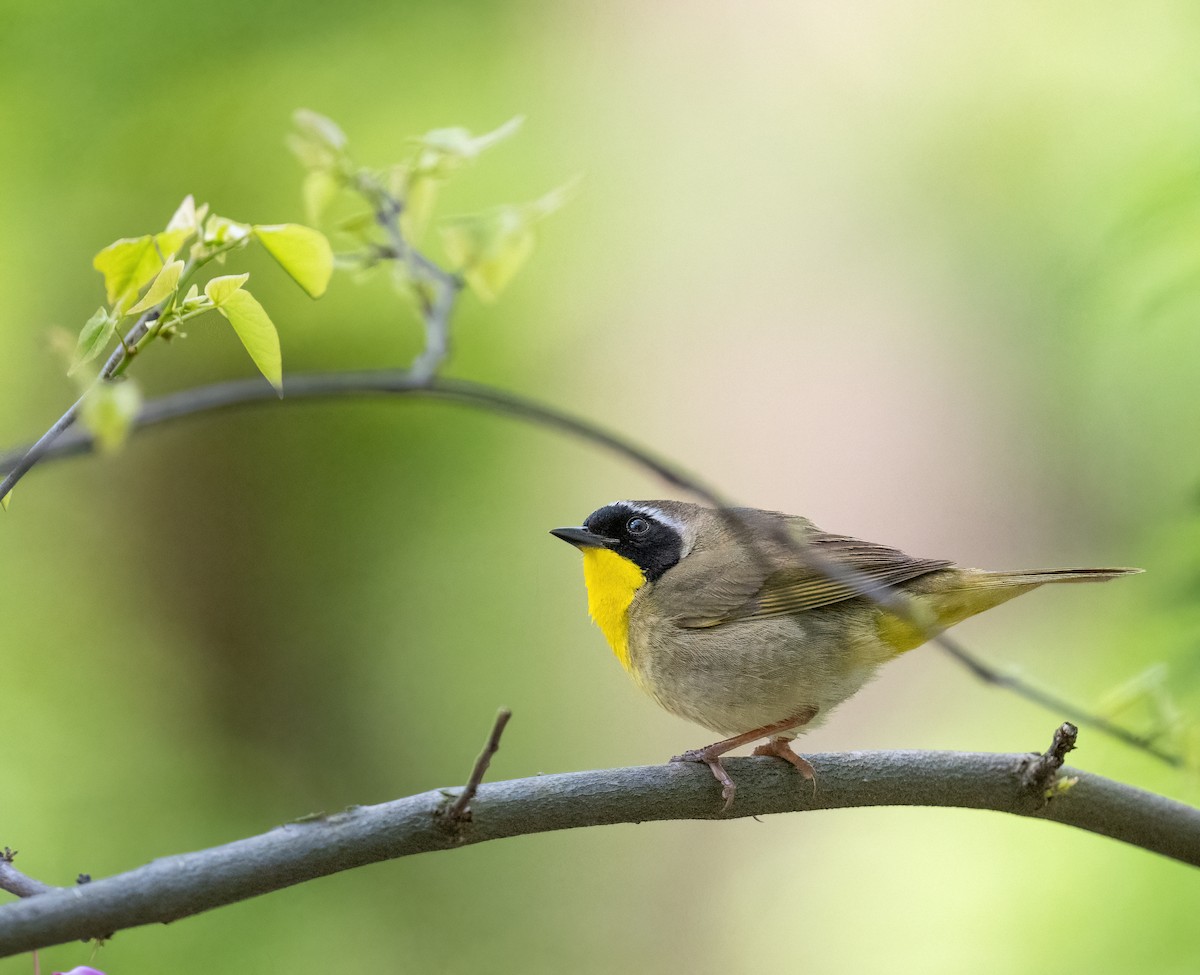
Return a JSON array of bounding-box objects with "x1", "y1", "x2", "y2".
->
[{"x1": 627, "y1": 517, "x2": 650, "y2": 536}]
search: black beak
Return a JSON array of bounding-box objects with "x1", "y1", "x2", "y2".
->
[{"x1": 550, "y1": 526, "x2": 618, "y2": 550}]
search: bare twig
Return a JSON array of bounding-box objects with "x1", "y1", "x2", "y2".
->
[
  {"x1": 0, "y1": 850, "x2": 57, "y2": 900},
  {"x1": 442, "y1": 708, "x2": 513, "y2": 822},
  {"x1": 0, "y1": 737, "x2": 1196, "y2": 956}
]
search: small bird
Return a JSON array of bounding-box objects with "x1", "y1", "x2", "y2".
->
[{"x1": 551, "y1": 500, "x2": 1140, "y2": 809}]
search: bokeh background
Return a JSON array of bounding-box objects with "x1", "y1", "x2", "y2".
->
[{"x1": 3, "y1": 1, "x2": 1199, "y2": 972}]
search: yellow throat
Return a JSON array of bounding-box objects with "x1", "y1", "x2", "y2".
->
[{"x1": 581, "y1": 548, "x2": 647, "y2": 671}]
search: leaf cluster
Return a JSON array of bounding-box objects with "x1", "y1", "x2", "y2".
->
[
  {"x1": 68, "y1": 197, "x2": 334, "y2": 448},
  {"x1": 289, "y1": 109, "x2": 574, "y2": 304},
  {"x1": 21, "y1": 109, "x2": 574, "y2": 494}
]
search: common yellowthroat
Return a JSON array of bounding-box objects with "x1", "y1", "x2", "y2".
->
[{"x1": 552, "y1": 500, "x2": 1140, "y2": 809}]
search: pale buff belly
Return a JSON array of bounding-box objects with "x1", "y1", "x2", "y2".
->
[{"x1": 627, "y1": 606, "x2": 892, "y2": 738}]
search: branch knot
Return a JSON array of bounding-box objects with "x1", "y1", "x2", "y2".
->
[{"x1": 1019, "y1": 722, "x2": 1079, "y2": 800}]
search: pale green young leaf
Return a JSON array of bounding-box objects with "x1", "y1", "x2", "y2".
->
[
  {"x1": 183, "y1": 284, "x2": 200, "y2": 304},
  {"x1": 527, "y1": 176, "x2": 581, "y2": 220},
  {"x1": 128, "y1": 259, "x2": 184, "y2": 314},
  {"x1": 400, "y1": 174, "x2": 439, "y2": 243},
  {"x1": 294, "y1": 109, "x2": 346, "y2": 152},
  {"x1": 303, "y1": 170, "x2": 340, "y2": 224},
  {"x1": 154, "y1": 229, "x2": 189, "y2": 262},
  {"x1": 416, "y1": 116, "x2": 523, "y2": 166},
  {"x1": 337, "y1": 211, "x2": 376, "y2": 237},
  {"x1": 93, "y1": 231, "x2": 187, "y2": 308},
  {"x1": 203, "y1": 215, "x2": 252, "y2": 248},
  {"x1": 166, "y1": 195, "x2": 199, "y2": 233},
  {"x1": 439, "y1": 207, "x2": 534, "y2": 303},
  {"x1": 93, "y1": 236, "x2": 158, "y2": 307},
  {"x1": 204, "y1": 273, "x2": 250, "y2": 306},
  {"x1": 286, "y1": 134, "x2": 327, "y2": 171},
  {"x1": 385, "y1": 164, "x2": 410, "y2": 199},
  {"x1": 216, "y1": 289, "x2": 283, "y2": 392},
  {"x1": 289, "y1": 110, "x2": 347, "y2": 170},
  {"x1": 0, "y1": 484, "x2": 11, "y2": 510},
  {"x1": 467, "y1": 228, "x2": 535, "y2": 302},
  {"x1": 69, "y1": 307, "x2": 117, "y2": 376},
  {"x1": 437, "y1": 179, "x2": 575, "y2": 301},
  {"x1": 468, "y1": 115, "x2": 524, "y2": 154},
  {"x1": 46, "y1": 326, "x2": 78, "y2": 373},
  {"x1": 80, "y1": 379, "x2": 143, "y2": 454},
  {"x1": 253, "y1": 224, "x2": 333, "y2": 298}
]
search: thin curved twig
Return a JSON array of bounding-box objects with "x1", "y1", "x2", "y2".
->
[
  {"x1": 0, "y1": 369, "x2": 1181, "y2": 766},
  {"x1": 0, "y1": 306, "x2": 162, "y2": 503},
  {"x1": 0, "y1": 743, "x2": 1196, "y2": 956}
]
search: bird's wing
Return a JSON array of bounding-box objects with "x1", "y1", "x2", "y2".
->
[{"x1": 672, "y1": 528, "x2": 953, "y2": 629}]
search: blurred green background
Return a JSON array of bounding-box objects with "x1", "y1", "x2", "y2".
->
[{"x1": 2, "y1": 1, "x2": 1199, "y2": 972}]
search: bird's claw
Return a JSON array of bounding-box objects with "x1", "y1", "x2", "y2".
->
[
  {"x1": 671, "y1": 747, "x2": 738, "y2": 812},
  {"x1": 752, "y1": 737, "x2": 818, "y2": 797}
]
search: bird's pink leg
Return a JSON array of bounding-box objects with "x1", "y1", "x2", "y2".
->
[{"x1": 670, "y1": 705, "x2": 818, "y2": 811}]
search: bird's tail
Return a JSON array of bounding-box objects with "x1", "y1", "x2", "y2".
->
[
  {"x1": 977, "y1": 567, "x2": 1143, "y2": 586},
  {"x1": 880, "y1": 566, "x2": 1142, "y2": 655},
  {"x1": 935, "y1": 566, "x2": 1144, "y2": 619}
]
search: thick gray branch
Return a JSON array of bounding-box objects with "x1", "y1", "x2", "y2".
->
[{"x1": 1, "y1": 750, "x2": 1197, "y2": 956}]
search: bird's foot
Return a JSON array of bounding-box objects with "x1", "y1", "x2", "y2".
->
[
  {"x1": 670, "y1": 709, "x2": 820, "y2": 812},
  {"x1": 670, "y1": 746, "x2": 738, "y2": 812},
  {"x1": 752, "y1": 737, "x2": 817, "y2": 796}
]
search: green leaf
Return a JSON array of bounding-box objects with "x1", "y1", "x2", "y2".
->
[
  {"x1": 293, "y1": 109, "x2": 346, "y2": 152},
  {"x1": 253, "y1": 224, "x2": 333, "y2": 298},
  {"x1": 69, "y1": 307, "x2": 117, "y2": 376},
  {"x1": 467, "y1": 115, "x2": 524, "y2": 153},
  {"x1": 415, "y1": 116, "x2": 523, "y2": 173},
  {"x1": 439, "y1": 207, "x2": 534, "y2": 302},
  {"x1": 303, "y1": 169, "x2": 340, "y2": 224},
  {"x1": 437, "y1": 180, "x2": 577, "y2": 302},
  {"x1": 400, "y1": 174, "x2": 439, "y2": 243},
  {"x1": 385, "y1": 164, "x2": 410, "y2": 199},
  {"x1": 166, "y1": 194, "x2": 199, "y2": 233},
  {"x1": 93, "y1": 231, "x2": 187, "y2": 308},
  {"x1": 93, "y1": 236, "x2": 158, "y2": 307},
  {"x1": 0, "y1": 485, "x2": 12, "y2": 510},
  {"x1": 203, "y1": 215, "x2": 252, "y2": 247},
  {"x1": 80, "y1": 379, "x2": 143, "y2": 454},
  {"x1": 216, "y1": 289, "x2": 283, "y2": 392},
  {"x1": 528, "y1": 177, "x2": 580, "y2": 220},
  {"x1": 127, "y1": 259, "x2": 184, "y2": 314},
  {"x1": 337, "y1": 211, "x2": 376, "y2": 238},
  {"x1": 154, "y1": 229, "x2": 188, "y2": 264},
  {"x1": 289, "y1": 110, "x2": 347, "y2": 170},
  {"x1": 204, "y1": 273, "x2": 250, "y2": 306}
]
